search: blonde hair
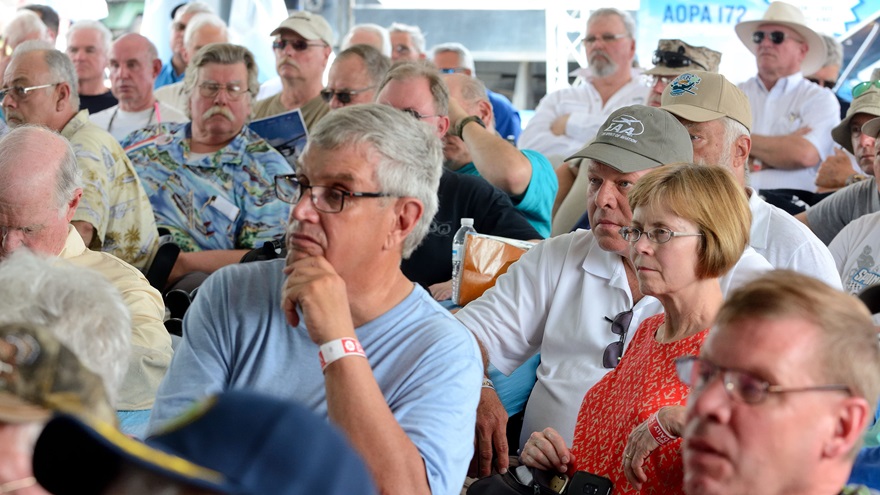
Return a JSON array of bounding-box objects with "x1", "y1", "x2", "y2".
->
[{"x1": 628, "y1": 163, "x2": 750, "y2": 278}]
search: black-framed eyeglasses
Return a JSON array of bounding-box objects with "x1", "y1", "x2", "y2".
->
[
  {"x1": 852, "y1": 81, "x2": 880, "y2": 99},
  {"x1": 198, "y1": 82, "x2": 249, "y2": 101},
  {"x1": 619, "y1": 226, "x2": 703, "y2": 244},
  {"x1": 320, "y1": 86, "x2": 376, "y2": 105},
  {"x1": 583, "y1": 33, "x2": 628, "y2": 45},
  {"x1": 675, "y1": 356, "x2": 851, "y2": 405},
  {"x1": 806, "y1": 77, "x2": 836, "y2": 90},
  {"x1": 603, "y1": 309, "x2": 633, "y2": 368},
  {"x1": 0, "y1": 82, "x2": 59, "y2": 101},
  {"x1": 401, "y1": 108, "x2": 440, "y2": 120},
  {"x1": 752, "y1": 30, "x2": 789, "y2": 45},
  {"x1": 652, "y1": 47, "x2": 708, "y2": 71},
  {"x1": 272, "y1": 39, "x2": 326, "y2": 52},
  {"x1": 274, "y1": 175, "x2": 392, "y2": 214}
]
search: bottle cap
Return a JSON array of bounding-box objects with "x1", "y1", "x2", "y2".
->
[{"x1": 461, "y1": 218, "x2": 474, "y2": 226}]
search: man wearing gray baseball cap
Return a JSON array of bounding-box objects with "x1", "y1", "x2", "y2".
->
[
  {"x1": 456, "y1": 104, "x2": 771, "y2": 476},
  {"x1": 659, "y1": 70, "x2": 840, "y2": 288}
]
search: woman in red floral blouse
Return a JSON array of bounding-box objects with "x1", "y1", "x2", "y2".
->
[{"x1": 519, "y1": 164, "x2": 751, "y2": 494}]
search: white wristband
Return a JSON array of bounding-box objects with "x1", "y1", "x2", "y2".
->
[{"x1": 318, "y1": 337, "x2": 366, "y2": 372}]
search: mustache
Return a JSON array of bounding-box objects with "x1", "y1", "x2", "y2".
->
[
  {"x1": 588, "y1": 50, "x2": 610, "y2": 64},
  {"x1": 278, "y1": 57, "x2": 299, "y2": 68},
  {"x1": 201, "y1": 105, "x2": 235, "y2": 121}
]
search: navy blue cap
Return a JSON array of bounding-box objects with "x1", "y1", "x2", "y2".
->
[{"x1": 33, "y1": 390, "x2": 378, "y2": 495}]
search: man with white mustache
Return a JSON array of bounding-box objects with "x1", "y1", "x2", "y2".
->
[
  {"x1": 122, "y1": 43, "x2": 292, "y2": 289},
  {"x1": 519, "y1": 8, "x2": 647, "y2": 159}
]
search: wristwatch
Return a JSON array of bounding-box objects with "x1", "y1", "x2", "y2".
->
[{"x1": 454, "y1": 115, "x2": 485, "y2": 139}]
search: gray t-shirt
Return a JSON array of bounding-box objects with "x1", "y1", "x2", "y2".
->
[{"x1": 805, "y1": 177, "x2": 880, "y2": 244}]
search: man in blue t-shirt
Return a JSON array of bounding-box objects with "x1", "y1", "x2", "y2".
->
[
  {"x1": 149, "y1": 104, "x2": 482, "y2": 495},
  {"x1": 443, "y1": 73, "x2": 557, "y2": 237}
]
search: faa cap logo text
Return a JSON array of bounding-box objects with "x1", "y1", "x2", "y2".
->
[{"x1": 601, "y1": 115, "x2": 644, "y2": 143}]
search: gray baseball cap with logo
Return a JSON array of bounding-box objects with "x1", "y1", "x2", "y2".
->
[{"x1": 566, "y1": 105, "x2": 693, "y2": 173}]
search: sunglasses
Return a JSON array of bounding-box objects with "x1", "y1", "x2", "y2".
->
[
  {"x1": 807, "y1": 77, "x2": 836, "y2": 89},
  {"x1": 272, "y1": 39, "x2": 326, "y2": 52},
  {"x1": 752, "y1": 30, "x2": 791, "y2": 45},
  {"x1": 852, "y1": 81, "x2": 880, "y2": 99},
  {"x1": 652, "y1": 47, "x2": 707, "y2": 70},
  {"x1": 320, "y1": 86, "x2": 375, "y2": 105},
  {"x1": 602, "y1": 309, "x2": 633, "y2": 368}
]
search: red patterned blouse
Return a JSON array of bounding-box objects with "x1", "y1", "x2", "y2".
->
[{"x1": 569, "y1": 313, "x2": 708, "y2": 494}]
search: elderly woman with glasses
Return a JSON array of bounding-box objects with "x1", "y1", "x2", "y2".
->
[{"x1": 519, "y1": 163, "x2": 751, "y2": 494}]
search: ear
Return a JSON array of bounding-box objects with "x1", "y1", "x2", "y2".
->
[
  {"x1": 152, "y1": 58, "x2": 162, "y2": 79},
  {"x1": 56, "y1": 82, "x2": 71, "y2": 112},
  {"x1": 821, "y1": 396, "x2": 870, "y2": 459},
  {"x1": 477, "y1": 99, "x2": 493, "y2": 128},
  {"x1": 732, "y1": 134, "x2": 751, "y2": 171},
  {"x1": 64, "y1": 188, "x2": 83, "y2": 222},
  {"x1": 384, "y1": 197, "x2": 424, "y2": 252},
  {"x1": 436, "y1": 115, "x2": 451, "y2": 137},
  {"x1": 322, "y1": 45, "x2": 332, "y2": 64}
]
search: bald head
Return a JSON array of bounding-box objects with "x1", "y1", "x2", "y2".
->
[
  {"x1": 109, "y1": 34, "x2": 161, "y2": 111},
  {"x1": 0, "y1": 126, "x2": 81, "y2": 258}
]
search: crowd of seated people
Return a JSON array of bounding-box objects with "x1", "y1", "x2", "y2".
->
[{"x1": 2, "y1": 2, "x2": 880, "y2": 494}]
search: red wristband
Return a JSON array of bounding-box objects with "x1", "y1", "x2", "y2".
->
[
  {"x1": 318, "y1": 337, "x2": 366, "y2": 372},
  {"x1": 648, "y1": 412, "x2": 675, "y2": 446}
]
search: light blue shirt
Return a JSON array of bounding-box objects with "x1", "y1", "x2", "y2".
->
[
  {"x1": 155, "y1": 60, "x2": 184, "y2": 89},
  {"x1": 149, "y1": 259, "x2": 483, "y2": 495},
  {"x1": 456, "y1": 149, "x2": 557, "y2": 237}
]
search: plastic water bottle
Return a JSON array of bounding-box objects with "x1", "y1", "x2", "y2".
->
[{"x1": 451, "y1": 218, "x2": 476, "y2": 305}]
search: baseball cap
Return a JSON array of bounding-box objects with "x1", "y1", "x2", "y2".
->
[
  {"x1": 832, "y1": 82, "x2": 880, "y2": 153},
  {"x1": 660, "y1": 71, "x2": 753, "y2": 133},
  {"x1": 645, "y1": 39, "x2": 721, "y2": 76},
  {"x1": 270, "y1": 11, "x2": 334, "y2": 46},
  {"x1": 33, "y1": 390, "x2": 378, "y2": 495},
  {"x1": 0, "y1": 322, "x2": 114, "y2": 425},
  {"x1": 566, "y1": 105, "x2": 693, "y2": 173},
  {"x1": 861, "y1": 116, "x2": 880, "y2": 140}
]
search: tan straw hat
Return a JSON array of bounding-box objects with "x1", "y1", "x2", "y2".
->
[{"x1": 734, "y1": 1, "x2": 826, "y2": 75}]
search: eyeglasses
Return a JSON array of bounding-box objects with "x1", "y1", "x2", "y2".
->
[
  {"x1": 652, "y1": 75, "x2": 675, "y2": 88},
  {"x1": 752, "y1": 31, "x2": 793, "y2": 45},
  {"x1": 619, "y1": 226, "x2": 704, "y2": 244},
  {"x1": 274, "y1": 175, "x2": 392, "y2": 213},
  {"x1": 401, "y1": 108, "x2": 440, "y2": 120},
  {"x1": 0, "y1": 82, "x2": 59, "y2": 101},
  {"x1": 197, "y1": 82, "x2": 249, "y2": 101},
  {"x1": 852, "y1": 81, "x2": 880, "y2": 99},
  {"x1": 272, "y1": 39, "x2": 326, "y2": 52},
  {"x1": 676, "y1": 356, "x2": 851, "y2": 405},
  {"x1": 439, "y1": 67, "x2": 469, "y2": 74},
  {"x1": 807, "y1": 77, "x2": 836, "y2": 89},
  {"x1": 320, "y1": 86, "x2": 376, "y2": 105},
  {"x1": 603, "y1": 309, "x2": 633, "y2": 368},
  {"x1": 652, "y1": 48, "x2": 707, "y2": 70},
  {"x1": 583, "y1": 33, "x2": 628, "y2": 45}
]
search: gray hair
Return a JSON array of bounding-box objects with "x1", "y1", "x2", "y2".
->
[
  {"x1": 720, "y1": 116, "x2": 751, "y2": 183},
  {"x1": 336, "y1": 44, "x2": 391, "y2": 88},
  {"x1": 183, "y1": 12, "x2": 228, "y2": 49},
  {"x1": 389, "y1": 22, "x2": 426, "y2": 55},
  {"x1": 820, "y1": 33, "x2": 843, "y2": 68},
  {"x1": 12, "y1": 41, "x2": 80, "y2": 113},
  {"x1": 588, "y1": 8, "x2": 636, "y2": 39},
  {"x1": 66, "y1": 19, "x2": 112, "y2": 56},
  {"x1": 0, "y1": 250, "x2": 131, "y2": 407},
  {"x1": 182, "y1": 43, "x2": 258, "y2": 119},
  {"x1": 305, "y1": 104, "x2": 442, "y2": 258},
  {"x1": 377, "y1": 60, "x2": 449, "y2": 115},
  {"x1": 341, "y1": 24, "x2": 391, "y2": 58},
  {"x1": 177, "y1": 1, "x2": 214, "y2": 20},
  {"x1": 0, "y1": 125, "x2": 82, "y2": 211},
  {"x1": 430, "y1": 42, "x2": 475, "y2": 75},
  {"x1": 3, "y1": 10, "x2": 48, "y2": 47}
]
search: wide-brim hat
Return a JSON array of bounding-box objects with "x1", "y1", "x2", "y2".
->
[
  {"x1": 734, "y1": 1, "x2": 826, "y2": 76},
  {"x1": 832, "y1": 84, "x2": 880, "y2": 153},
  {"x1": 270, "y1": 11, "x2": 333, "y2": 46},
  {"x1": 566, "y1": 105, "x2": 693, "y2": 173}
]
